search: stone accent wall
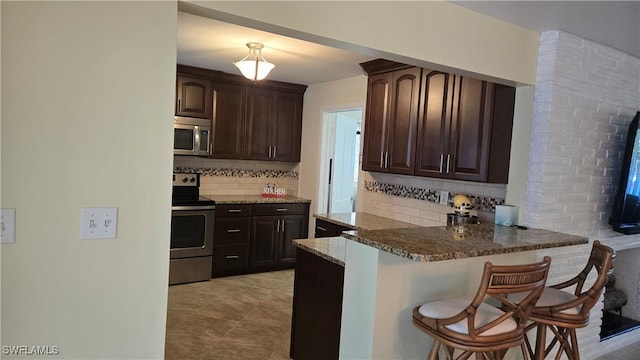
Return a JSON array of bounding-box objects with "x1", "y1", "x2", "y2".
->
[
  {"x1": 525, "y1": 31, "x2": 640, "y2": 237},
  {"x1": 527, "y1": 30, "x2": 640, "y2": 358}
]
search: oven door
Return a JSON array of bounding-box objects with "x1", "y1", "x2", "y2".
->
[{"x1": 170, "y1": 208, "x2": 214, "y2": 259}]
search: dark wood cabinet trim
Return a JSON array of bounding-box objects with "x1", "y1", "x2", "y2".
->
[{"x1": 360, "y1": 59, "x2": 414, "y2": 76}]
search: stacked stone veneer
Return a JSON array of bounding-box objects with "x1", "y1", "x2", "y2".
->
[
  {"x1": 173, "y1": 156, "x2": 299, "y2": 197},
  {"x1": 526, "y1": 31, "x2": 640, "y2": 358}
]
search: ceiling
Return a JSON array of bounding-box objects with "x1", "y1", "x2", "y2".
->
[{"x1": 177, "y1": 1, "x2": 640, "y2": 85}]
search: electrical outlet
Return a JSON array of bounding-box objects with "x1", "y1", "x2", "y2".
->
[
  {"x1": 81, "y1": 207, "x2": 118, "y2": 239},
  {"x1": 439, "y1": 191, "x2": 450, "y2": 205},
  {"x1": 1, "y1": 208, "x2": 16, "y2": 244}
]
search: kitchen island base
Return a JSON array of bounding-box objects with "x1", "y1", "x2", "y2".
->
[{"x1": 339, "y1": 239, "x2": 539, "y2": 360}]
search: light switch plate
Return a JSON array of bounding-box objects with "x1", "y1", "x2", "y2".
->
[
  {"x1": 439, "y1": 191, "x2": 450, "y2": 205},
  {"x1": 1, "y1": 208, "x2": 16, "y2": 244},
  {"x1": 81, "y1": 207, "x2": 118, "y2": 239}
]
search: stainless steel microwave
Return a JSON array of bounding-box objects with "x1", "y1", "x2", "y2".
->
[{"x1": 174, "y1": 116, "x2": 211, "y2": 156}]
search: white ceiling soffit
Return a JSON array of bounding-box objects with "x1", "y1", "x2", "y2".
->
[
  {"x1": 177, "y1": 11, "x2": 373, "y2": 85},
  {"x1": 452, "y1": 1, "x2": 640, "y2": 59},
  {"x1": 177, "y1": 2, "x2": 640, "y2": 86}
]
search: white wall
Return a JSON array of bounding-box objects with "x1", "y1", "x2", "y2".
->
[
  {"x1": 182, "y1": 1, "x2": 540, "y2": 85},
  {"x1": 1, "y1": 2, "x2": 176, "y2": 359},
  {"x1": 298, "y1": 76, "x2": 367, "y2": 227}
]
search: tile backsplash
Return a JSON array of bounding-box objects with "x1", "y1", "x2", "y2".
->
[
  {"x1": 357, "y1": 171, "x2": 507, "y2": 227},
  {"x1": 174, "y1": 157, "x2": 299, "y2": 197}
]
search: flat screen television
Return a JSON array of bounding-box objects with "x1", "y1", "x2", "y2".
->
[{"x1": 610, "y1": 111, "x2": 640, "y2": 234}]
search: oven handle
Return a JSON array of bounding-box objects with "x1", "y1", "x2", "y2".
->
[{"x1": 171, "y1": 205, "x2": 217, "y2": 211}]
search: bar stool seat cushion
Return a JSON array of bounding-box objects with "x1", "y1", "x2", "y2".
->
[
  {"x1": 417, "y1": 297, "x2": 517, "y2": 336},
  {"x1": 511, "y1": 288, "x2": 581, "y2": 315}
]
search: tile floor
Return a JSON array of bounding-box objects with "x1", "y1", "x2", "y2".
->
[
  {"x1": 165, "y1": 270, "x2": 294, "y2": 360},
  {"x1": 165, "y1": 269, "x2": 639, "y2": 360}
]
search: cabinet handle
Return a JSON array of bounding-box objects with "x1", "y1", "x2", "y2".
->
[
  {"x1": 268, "y1": 146, "x2": 272, "y2": 158},
  {"x1": 273, "y1": 146, "x2": 277, "y2": 158},
  {"x1": 225, "y1": 255, "x2": 240, "y2": 259},
  {"x1": 276, "y1": 208, "x2": 288, "y2": 212},
  {"x1": 317, "y1": 226, "x2": 328, "y2": 231},
  {"x1": 277, "y1": 219, "x2": 281, "y2": 232},
  {"x1": 209, "y1": 142, "x2": 213, "y2": 156},
  {"x1": 227, "y1": 209, "x2": 242, "y2": 213},
  {"x1": 446, "y1": 154, "x2": 451, "y2": 173},
  {"x1": 227, "y1": 229, "x2": 241, "y2": 233},
  {"x1": 177, "y1": 99, "x2": 181, "y2": 111},
  {"x1": 380, "y1": 152, "x2": 384, "y2": 168},
  {"x1": 282, "y1": 219, "x2": 285, "y2": 232},
  {"x1": 439, "y1": 154, "x2": 444, "y2": 173},
  {"x1": 385, "y1": 152, "x2": 389, "y2": 168}
]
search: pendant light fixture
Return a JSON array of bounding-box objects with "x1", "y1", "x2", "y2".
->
[{"x1": 233, "y1": 42, "x2": 275, "y2": 81}]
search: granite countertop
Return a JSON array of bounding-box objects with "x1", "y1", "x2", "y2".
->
[
  {"x1": 342, "y1": 222, "x2": 588, "y2": 262},
  {"x1": 209, "y1": 195, "x2": 311, "y2": 204},
  {"x1": 293, "y1": 237, "x2": 346, "y2": 267},
  {"x1": 314, "y1": 212, "x2": 419, "y2": 231}
]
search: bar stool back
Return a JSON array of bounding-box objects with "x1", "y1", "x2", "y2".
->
[
  {"x1": 412, "y1": 257, "x2": 552, "y2": 360},
  {"x1": 524, "y1": 240, "x2": 614, "y2": 360}
]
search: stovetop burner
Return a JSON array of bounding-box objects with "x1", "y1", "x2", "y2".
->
[{"x1": 171, "y1": 173, "x2": 215, "y2": 208}]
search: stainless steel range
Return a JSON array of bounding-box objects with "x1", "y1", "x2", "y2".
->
[{"x1": 169, "y1": 173, "x2": 215, "y2": 285}]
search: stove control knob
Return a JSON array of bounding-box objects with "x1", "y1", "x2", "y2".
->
[
  {"x1": 182, "y1": 177, "x2": 189, "y2": 183},
  {"x1": 189, "y1": 177, "x2": 196, "y2": 183}
]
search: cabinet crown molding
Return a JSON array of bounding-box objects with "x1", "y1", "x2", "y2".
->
[{"x1": 359, "y1": 59, "x2": 414, "y2": 75}]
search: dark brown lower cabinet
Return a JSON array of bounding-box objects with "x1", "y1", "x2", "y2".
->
[
  {"x1": 213, "y1": 202, "x2": 309, "y2": 277},
  {"x1": 249, "y1": 203, "x2": 309, "y2": 272},
  {"x1": 314, "y1": 218, "x2": 352, "y2": 238},
  {"x1": 290, "y1": 248, "x2": 344, "y2": 360}
]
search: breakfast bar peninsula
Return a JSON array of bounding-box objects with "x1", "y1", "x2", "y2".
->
[{"x1": 293, "y1": 219, "x2": 588, "y2": 360}]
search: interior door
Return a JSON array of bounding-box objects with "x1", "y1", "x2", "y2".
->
[{"x1": 330, "y1": 112, "x2": 361, "y2": 213}]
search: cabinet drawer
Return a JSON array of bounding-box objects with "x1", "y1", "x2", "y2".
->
[
  {"x1": 214, "y1": 217, "x2": 251, "y2": 244},
  {"x1": 215, "y1": 204, "x2": 252, "y2": 217},
  {"x1": 253, "y1": 203, "x2": 309, "y2": 216},
  {"x1": 213, "y1": 244, "x2": 249, "y2": 275}
]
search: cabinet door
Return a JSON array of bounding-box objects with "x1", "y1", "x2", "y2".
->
[
  {"x1": 211, "y1": 82, "x2": 246, "y2": 159},
  {"x1": 250, "y1": 216, "x2": 279, "y2": 267},
  {"x1": 386, "y1": 67, "x2": 421, "y2": 174},
  {"x1": 279, "y1": 214, "x2": 308, "y2": 263},
  {"x1": 244, "y1": 87, "x2": 273, "y2": 160},
  {"x1": 272, "y1": 91, "x2": 303, "y2": 162},
  {"x1": 415, "y1": 70, "x2": 454, "y2": 178},
  {"x1": 362, "y1": 73, "x2": 391, "y2": 172},
  {"x1": 450, "y1": 77, "x2": 493, "y2": 182},
  {"x1": 176, "y1": 75, "x2": 212, "y2": 119}
]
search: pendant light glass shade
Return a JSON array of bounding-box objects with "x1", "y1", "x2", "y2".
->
[{"x1": 234, "y1": 42, "x2": 275, "y2": 81}]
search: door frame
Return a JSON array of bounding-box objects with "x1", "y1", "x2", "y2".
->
[{"x1": 318, "y1": 106, "x2": 364, "y2": 214}]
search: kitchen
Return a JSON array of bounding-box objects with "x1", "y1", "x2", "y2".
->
[{"x1": 2, "y1": 2, "x2": 639, "y2": 360}]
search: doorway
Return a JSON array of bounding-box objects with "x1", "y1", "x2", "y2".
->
[{"x1": 323, "y1": 109, "x2": 362, "y2": 213}]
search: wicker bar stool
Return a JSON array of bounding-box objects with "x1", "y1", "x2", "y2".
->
[
  {"x1": 522, "y1": 240, "x2": 614, "y2": 360},
  {"x1": 412, "y1": 257, "x2": 552, "y2": 360}
]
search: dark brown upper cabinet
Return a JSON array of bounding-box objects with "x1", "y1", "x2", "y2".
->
[
  {"x1": 176, "y1": 65, "x2": 306, "y2": 162},
  {"x1": 416, "y1": 72, "x2": 515, "y2": 183},
  {"x1": 361, "y1": 60, "x2": 515, "y2": 184},
  {"x1": 211, "y1": 82, "x2": 246, "y2": 159},
  {"x1": 175, "y1": 75, "x2": 212, "y2": 119},
  {"x1": 361, "y1": 60, "x2": 421, "y2": 175},
  {"x1": 244, "y1": 88, "x2": 304, "y2": 162}
]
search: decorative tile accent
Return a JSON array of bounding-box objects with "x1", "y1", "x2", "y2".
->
[
  {"x1": 363, "y1": 180, "x2": 504, "y2": 213},
  {"x1": 175, "y1": 167, "x2": 299, "y2": 180}
]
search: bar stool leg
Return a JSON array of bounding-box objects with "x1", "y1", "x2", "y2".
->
[
  {"x1": 428, "y1": 340, "x2": 440, "y2": 360},
  {"x1": 535, "y1": 323, "x2": 547, "y2": 360},
  {"x1": 569, "y1": 329, "x2": 580, "y2": 360}
]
